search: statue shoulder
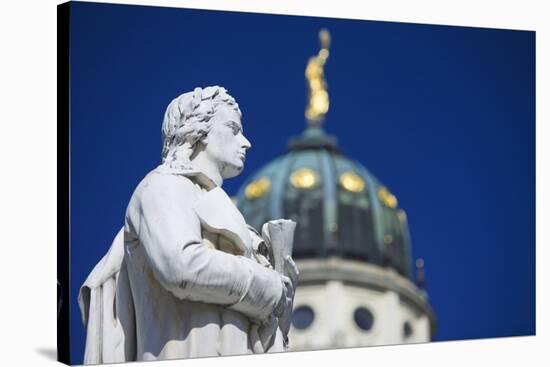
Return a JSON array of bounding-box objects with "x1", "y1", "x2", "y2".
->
[{"x1": 130, "y1": 169, "x2": 200, "y2": 207}]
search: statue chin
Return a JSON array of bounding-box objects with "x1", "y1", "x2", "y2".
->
[{"x1": 222, "y1": 162, "x2": 244, "y2": 179}]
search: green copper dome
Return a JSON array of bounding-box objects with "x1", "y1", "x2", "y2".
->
[{"x1": 236, "y1": 126, "x2": 413, "y2": 278}]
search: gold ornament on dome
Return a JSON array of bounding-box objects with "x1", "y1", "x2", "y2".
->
[
  {"x1": 305, "y1": 29, "x2": 331, "y2": 125},
  {"x1": 339, "y1": 171, "x2": 365, "y2": 193},
  {"x1": 290, "y1": 168, "x2": 318, "y2": 189},
  {"x1": 244, "y1": 177, "x2": 271, "y2": 200},
  {"x1": 378, "y1": 186, "x2": 398, "y2": 208}
]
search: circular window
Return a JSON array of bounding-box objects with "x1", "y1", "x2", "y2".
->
[
  {"x1": 354, "y1": 307, "x2": 374, "y2": 331},
  {"x1": 339, "y1": 171, "x2": 365, "y2": 193},
  {"x1": 291, "y1": 305, "x2": 315, "y2": 330},
  {"x1": 289, "y1": 168, "x2": 318, "y2": 189},
  {"x1": 244, "y1": 176, "x2": 271, "y2": 200},
  {"x1": 403, "y1": 321, "x2": 413, "y2": 338}
]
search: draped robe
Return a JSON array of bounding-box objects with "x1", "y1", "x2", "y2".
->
[{"x1": 78, "y1": 165, "x2": 285, "y2": 364}]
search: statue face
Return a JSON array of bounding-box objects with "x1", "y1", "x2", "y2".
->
[{"x1": 202, "y1": 104, "x2": 251, "y2": 179}]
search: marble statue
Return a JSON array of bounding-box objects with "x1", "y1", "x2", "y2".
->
[{"x1": 78, "y1": 86, "x2": 299, "y2": 364}]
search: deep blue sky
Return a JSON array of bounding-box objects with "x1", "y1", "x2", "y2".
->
[{"x1": 69, "y1": 1, "x2": 535, "y2": 364}]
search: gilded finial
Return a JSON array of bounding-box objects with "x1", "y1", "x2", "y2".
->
[{"x1": 305, "y1": 29, "x2": 331, "y2": 126}]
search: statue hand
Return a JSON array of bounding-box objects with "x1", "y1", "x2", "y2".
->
[
  {"x1": 271, "y1": 256, "x2": 299, "y2": 349},
  {"x1": 275, "y1": 257, "x2": 300, "y2": 345},
  {"x1": 284, "y1": 255, "x2": 299, "y2": 290},
  {"x1": 273, "y1": 256, "x2": 299, "y2": 316},
  {"x1": 273, "y1": 275, "x2": 293, "y2": 318}
]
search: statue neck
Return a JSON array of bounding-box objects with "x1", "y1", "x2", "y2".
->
[{"x1": 189, "y1": 154, "x2": 224, "y2": 187}]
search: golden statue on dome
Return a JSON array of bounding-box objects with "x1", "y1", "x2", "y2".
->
[{"x1": 305, "y1": 29, "x2": 331, "y2": 125}]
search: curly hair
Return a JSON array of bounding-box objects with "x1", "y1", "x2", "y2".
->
[{"x1": 161, "y1": 86, "x2": 241, "y2": 168}]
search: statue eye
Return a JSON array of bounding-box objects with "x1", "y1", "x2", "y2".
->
[{"x1": 227, "y1": 122, "x2": 240, "y2": 135}]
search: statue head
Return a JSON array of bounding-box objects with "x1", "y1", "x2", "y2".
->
[{"x1": 161, "y1": 86, "x2": 251, "y2": 180}]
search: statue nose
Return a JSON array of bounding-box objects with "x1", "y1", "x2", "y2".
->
[{"x1": 242, "y1": 136, "x2": 251, "y2": 150}]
